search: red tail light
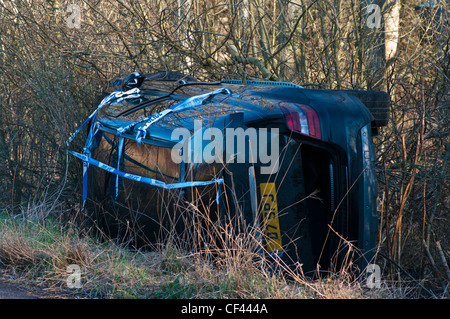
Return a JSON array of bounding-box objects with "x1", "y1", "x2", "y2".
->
[{"x1": 280, "y1": 103, "x2": 321, "y2": 139}]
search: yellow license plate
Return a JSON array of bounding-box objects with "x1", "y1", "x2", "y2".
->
[{"x1": 259, "y1": 183, "x2": 283, "y2": 253}]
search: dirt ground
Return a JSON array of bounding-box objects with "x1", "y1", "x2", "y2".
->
[
  {"x1": 0, "y1": 276, "x2": 67, "y2": 299},
  {"x1": 0, "y1": 279, "x2": 40, "y2": 299}
]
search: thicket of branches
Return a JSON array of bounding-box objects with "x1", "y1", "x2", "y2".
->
[{"x1": 0, "y1": 0, "x2": 448, "y2": 292}]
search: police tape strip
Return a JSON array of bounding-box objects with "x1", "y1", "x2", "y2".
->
[
  {"x1": 66, "y1": 88, "x2": 141, "y2": 147},
  {"x1": 101, "y1": 131, "x2": 177, "y2": 180},
  {"x1": 117, "y1": 87, "x2": 232, "y2": 143},
  {"x1": 68, "y1": 150, "x2": 223, "y2": 190},
  {"x1": 67, "y1": 86, "x2": 228, "y2": 209}
]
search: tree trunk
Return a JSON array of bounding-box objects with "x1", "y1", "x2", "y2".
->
[{"x1": 384, "y1": 0, "x2": 401, "y2": 90}]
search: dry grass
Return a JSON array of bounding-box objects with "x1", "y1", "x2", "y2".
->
[
  {"x1": 0, "y1": 202, "x2": 390, "y2": 299},
  {"x1": 2, "y1": 200, "x2": 440, "y2": 299}
]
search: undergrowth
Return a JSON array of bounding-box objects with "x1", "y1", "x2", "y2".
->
[{"x1": 0, "y1": 205, "x2": 424, "y2": 299}]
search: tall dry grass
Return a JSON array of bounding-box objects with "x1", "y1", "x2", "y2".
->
[{"x1": 0, "y1": 201, "x2": 383, "y2": 298}]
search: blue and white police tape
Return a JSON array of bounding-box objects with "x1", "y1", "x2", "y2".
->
[
  {"x1": 68, "y1": 149, "x2": 223, "y2": 190},
  {"x1": 117, "y1": 87, "x2": 232, "y2": 143},
  {"x1": 66, "y1": 88, "x2": 142, "y2": 207},
  {"x1": 66, "y1": 86, "x2": 228, "y2": 209},
  {"x1": 66, "y1": 88, "x2": 141, "y2": 147}
]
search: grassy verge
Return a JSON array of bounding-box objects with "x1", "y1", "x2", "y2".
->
[{"x1": 0, "y1": 207, "x2": 393, "y2": 299}]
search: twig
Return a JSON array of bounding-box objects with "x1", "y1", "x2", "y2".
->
[
  {"x1": 264, "y1": 0, "x2": 319, "y2": 65},
  {"x1": 423, "y1": 239, "x2": 439, "y2": 277},
  {"x1": 378, "y1": 251, "x2": 436, "y2": 298},
  {"x1": 423, "y1": 240, "x2": 450, "y2": 298},
  {"x1": 226, "y1": 41, "x2": 277, "y2": 80},
  {"x1": 436, "y1": 241, "x2": 450, "y2": 282}
]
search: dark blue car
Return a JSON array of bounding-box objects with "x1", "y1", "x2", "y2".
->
[{"x1": 68, "y1": 71, "x2": 389, "y2": 275}]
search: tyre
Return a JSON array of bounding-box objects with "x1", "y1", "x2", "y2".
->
[{"x1": 338, "y1": 90, "x2": 390, "y2": 127}]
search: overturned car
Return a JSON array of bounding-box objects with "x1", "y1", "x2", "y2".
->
[{"x1": 68, "y1": 72, "x2": 389, "y2": 275}]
